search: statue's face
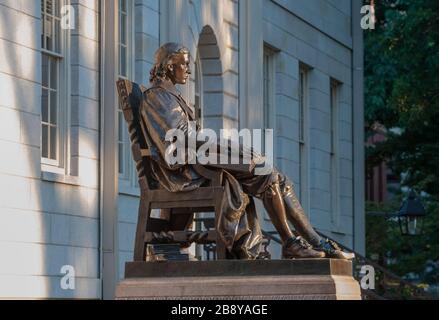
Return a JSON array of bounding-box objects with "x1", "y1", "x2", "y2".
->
[{"x1": 167, "y1": 53, "x2": 191, "y2": 85}]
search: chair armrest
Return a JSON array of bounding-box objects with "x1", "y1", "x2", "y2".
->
[
  {"x1": 196, "y1": 152, "x2": 256, "y2": 174},
  {"x1": 205, "y1": 163, "x2": 254, "y2": 173}
]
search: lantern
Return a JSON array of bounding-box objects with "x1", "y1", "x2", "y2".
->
[{"x1": 398, "y1": 190, "x2": 426, "y2": 236}]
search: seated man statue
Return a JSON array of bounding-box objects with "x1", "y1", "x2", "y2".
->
[{"x1": 139, "y1": 42, "x2": 354, "y2": 260}]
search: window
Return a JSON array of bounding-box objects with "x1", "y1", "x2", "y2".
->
[
  {"x1": 262, "y1": 47, "x2": 275, "y2": 155},
  {"x1": 118, "y1": 0, "x2": 129, "y2": 79},
  {"x1": 298, "y1": 66, "x2": 309, "y2": 212},
  {"x1": 41, "y1": 0, "x2": 66, "y2": 167},
  {"x1": 117, "y1": 0, "x2": 135, "y2": 184},
  {"x1": 330, "y1": 80, "x2": 340, "y2": 227},
  {"x1": 262, "y1": 47, "x2": 276, "y2": 221}
]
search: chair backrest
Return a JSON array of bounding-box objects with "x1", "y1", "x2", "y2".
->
[{"x1": 116, "y1": 79, "x2": 156, "y2": 191}]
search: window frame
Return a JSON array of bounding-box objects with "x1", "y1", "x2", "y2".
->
[
  {"x1": 330, "y1": 79, "x2": 341, "y2": 230},
  {"x1": 262, "y1": 46, "x2": 277, "y2": 221},
  {"x1": 262, "y1": 46, "x2": 276, "y2": 157},
  {"x1": 298, "y1": 65, "x2": 310, "y2": 215},
  {"x1": 117, "y1": 0, "x2": 137, "y2": 192},
  {"x1": 41, "y1": 0, "x2": 71, "y2": 175}
]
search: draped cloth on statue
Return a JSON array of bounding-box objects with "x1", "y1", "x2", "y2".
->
[{"x1": 138, "y1": 78, "x2": 278, "y2": 259}]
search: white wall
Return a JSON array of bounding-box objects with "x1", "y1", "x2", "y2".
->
[
  {"x1": 0, "y1": 0, "x2": 101, "y2": 298},
  {"x1": 261, "y1": 0, "x2": 355, "y2": 248}
]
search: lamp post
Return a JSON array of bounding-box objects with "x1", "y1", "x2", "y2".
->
[
  {"x1": 398, "y1": 190, "x2": 426, "y2": 236},
  {"x1": 367, "y1": 190, "x2": 427, "y2": 236}
]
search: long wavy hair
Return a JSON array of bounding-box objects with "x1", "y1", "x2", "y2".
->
[{"x1": 149, "y1": 43, "x2": 190, "y2": 83}]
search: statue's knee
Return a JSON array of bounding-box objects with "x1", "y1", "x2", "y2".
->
[{"x1": 263, "y1": 183, "x2": 278, "y2": 199}]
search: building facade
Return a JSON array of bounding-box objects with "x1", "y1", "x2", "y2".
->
[{"x1": 0, "y1": 0, "x2": 365, "y2": 299}]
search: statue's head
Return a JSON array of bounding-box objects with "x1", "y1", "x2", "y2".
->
[{"x1": 150, "y1": 42, "x2": 191, "y2": 85}]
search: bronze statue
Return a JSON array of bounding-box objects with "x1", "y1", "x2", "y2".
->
[{"x1": 139, "y1": 42, "x2": 354, "y2": 260}]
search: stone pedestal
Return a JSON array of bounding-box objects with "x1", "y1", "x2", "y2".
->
[{"x1": 116, "y1": 259, "x2": 361, "y2": 300}]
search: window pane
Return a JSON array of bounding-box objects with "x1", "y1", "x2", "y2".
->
[
  {"x1": 195, "y1": 95, "x2": 200, "y2": 114},
  {"x1": 264, "y1": 54, "x2": 270, "y2": 129},
  {"x1": 45, "y1": 36, "x2": 51, "y2": 52},
  {"x1": 45, "y1": 16, "x2": 53, "y2": 51},
  {"x1": 42, "y1": 54, "x2": 49, "y2": 87},
  {"x1": 121, "y1": 14, "x2": 127, "y2": 45},
  {"x1": 118, "y1": 46, "x2": 121, "y2": 76},
  {"x1": 50, "y1": 126, "x2": 57, "y2": 160},
  {"x1": 41, "y1": 13, "x2": 46, "y2": 49},
  {"x1": 118, "y1": 112, "x2": 124, "y2": 139},
  {"x1": 46, "y1": 0, "x2": 53, "y2": 15},
  {"x1": 50, "y1": 90, "x2": 57, "y2": 125},
  {"x1": 118, "y1": 143, "x2": 124, "y2": 174},
  {"x1": 330, "y1": 87, "x2": 333, "y2": 152},
  {"x1": 42, "y1": 89, "x2": 49, "y2": 123},
  {"x1": 120, "y1": 46, "x2": 127, "y2": 77},
  {"x1": 54, "y1": 19, "x2": 61, "y2": 53},
  {"x1": 299, "y1": 71, "x2": 305, "y2": 142},
  {"x1": 42, "y1": 124, "x2": 49, "y2": 158},
  {"x1": 49, "y1": 57, "x2": 58, "y2": 90},
  {"x1": 54, "y1": 0, "x2": 60, "y2": 17},
  {"x1": 120, "y1": 0, "x2": 127, "y2": 13},
  {"x1": 330, "y1": 84, "x2": 338, "y2": 154}
]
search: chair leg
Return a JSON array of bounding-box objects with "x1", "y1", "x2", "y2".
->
[
  {"x1": 214, "y1": 193, "x2": 227, "y2": 259},
  {"x1": 134, "y1": 196, "x2": 151, "y2": 261}
]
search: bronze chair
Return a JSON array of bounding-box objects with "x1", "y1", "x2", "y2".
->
[{"x1": 116, "y1": 79, "x2": 229, "y2": 260}]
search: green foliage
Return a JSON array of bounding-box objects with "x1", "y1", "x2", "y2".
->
[
  {"x1": 365, "y1": 0, "x2": 439, "y2": 295},
  {"x1": 365, "y1": 200, "x2": 400, "y2": 264},
  {"x1": 366, "y1": 198, "x2": 439, "y2": 293},
  {"x1": 365, "y1": 0, "x2": 439, "y2": 195}
]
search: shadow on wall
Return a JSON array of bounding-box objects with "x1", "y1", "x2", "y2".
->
[
  {"x1": 0, "y1": 5, "x2": 99, "y2": 299},
  {"x1": 0, "y1": 7, "x2": 48, "y2": 298}
]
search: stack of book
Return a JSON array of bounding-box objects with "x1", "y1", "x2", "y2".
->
[{"x1": 148, "y1": 244, "x2": 189, "y2": 261}]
